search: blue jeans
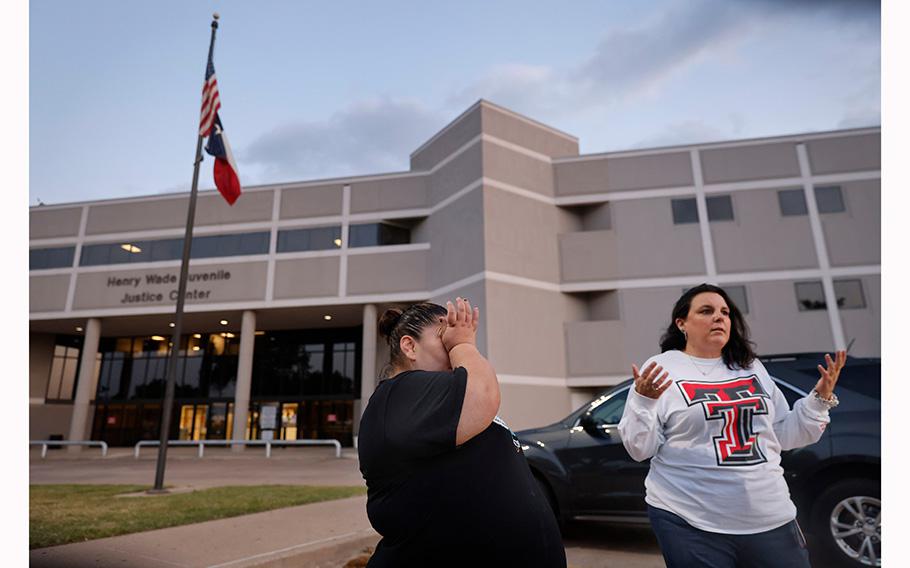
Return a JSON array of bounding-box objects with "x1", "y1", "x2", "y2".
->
[{"x1": 647, "y1": 505, "x2": 811, "y2": 568}]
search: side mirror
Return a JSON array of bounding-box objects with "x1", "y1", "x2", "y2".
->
[{"x1": 579, "y1": 413, "x2": 608, "y2": 437}]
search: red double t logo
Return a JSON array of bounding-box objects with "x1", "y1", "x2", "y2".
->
[{"x1": 676, "y1": 376, "x2": 771, "y2": 466}]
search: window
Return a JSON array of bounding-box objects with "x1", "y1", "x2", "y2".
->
[
  {"x1": 795, "y1": 279, "x2": 867, "y2": 311},
  {"x1": 80, "y1": 232, "x2": 269, "y2": 266},
  {"x1": 706, "y1": 195, "x2": 734, "y2": 221},
  {"x1": 795, "y1": 281, "x2": 826, "y2": 311},
  {"x1": 348, "y1": 223, "x2": 411, "y2": 248},
  {"x1": 725, "y1": 285, "x2": 749, "y2": 314},
  {"x1": 814, "y1": 185, "x2": 846, "y2": 214},
  {"x1": 589, "y1": 387, "x2": 630, "y2": 425},
  {"x1": 277, "y1": 226, "x2": 342, "y2": 253},
  {"x1": 777, "y1": 189, "x2": 807, "y2": 216},
  {"x1": 46, "y1": 336, "x2": 83, "y2": 401},
  {"x1": 30, "y1": 246, "x2": 75, "y2": 270},
  {"x1": 671, "y1": 198, "x2": 699, "y2": 224},
  {"x1": 834, "y1": 279, "x2": 866, "y2": 310}
]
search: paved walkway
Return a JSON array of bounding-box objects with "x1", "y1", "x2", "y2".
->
[{"x1": 29, "y1": 447, "x2": 664, "y2": 567}]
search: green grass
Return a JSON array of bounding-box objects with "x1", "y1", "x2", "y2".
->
[{"x1": 30, "y1": 484, "x2": 367, "y2": 549}]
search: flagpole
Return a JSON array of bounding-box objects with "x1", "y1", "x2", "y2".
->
[{"x1": 149, "y1": 13, "x2": 220, "y2": 494}]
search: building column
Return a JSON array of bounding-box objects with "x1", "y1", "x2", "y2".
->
[
  {"x1": 67, "y1": 318, "x2": 101, "y2": 451},
  {"x1": 355, "y1": 304, "x2": 378, "y2": 435},
  {"x1": 231, "y1": 310, "x2": 256, "y2": 451}
]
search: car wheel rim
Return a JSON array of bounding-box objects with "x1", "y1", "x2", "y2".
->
[{"x1": 829, "y1": 495, "x2": 881, "y2": 566}]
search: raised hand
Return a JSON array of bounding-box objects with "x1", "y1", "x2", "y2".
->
[
  {"x1": 815, "y1": 350, "x2": 847, "y2": 399},
  {"x1": 633, "y1": 362, "x2": 672, "y2": 399},
  {"x1": 441, "y1": 297, "x2": 480, "y2": 353}
]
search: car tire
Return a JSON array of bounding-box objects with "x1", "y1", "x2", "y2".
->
[{"x1": 809, "y1": 478, "x2": 880, "y2": 567}]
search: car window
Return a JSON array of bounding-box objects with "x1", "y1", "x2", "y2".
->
[{"x1": 590, "y1": 387, "x2": 630, "y2": 424}]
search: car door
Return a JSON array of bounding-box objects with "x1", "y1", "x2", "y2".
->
[{"x1": 557, "y1": 385, "x2": 650, "y2": 517}]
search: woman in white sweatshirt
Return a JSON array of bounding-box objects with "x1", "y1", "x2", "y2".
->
[{"x1": 618, "y1": 283, "x2": 845, "y2": 568}]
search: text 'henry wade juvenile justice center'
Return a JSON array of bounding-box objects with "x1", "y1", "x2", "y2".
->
[{"x1": 29, "y1": 100, "x2": 880, "y2": 447}]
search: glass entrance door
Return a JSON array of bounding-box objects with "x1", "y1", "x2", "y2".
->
[{"x1": 280, "y1": 403, "x2": 298, "y2": 440}]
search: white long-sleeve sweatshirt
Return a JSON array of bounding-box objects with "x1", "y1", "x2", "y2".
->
[{"x1": 617, "y1": 349, "x2": 830, "y2": 534}]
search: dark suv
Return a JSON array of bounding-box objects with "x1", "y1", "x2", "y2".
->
[{"x1": 517, "y1": 353, "x2": 880, "y2": 567}]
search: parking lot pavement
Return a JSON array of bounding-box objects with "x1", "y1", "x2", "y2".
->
[
  {"x1": 30, "y1": 447, "x2": 666, "y2": 566},
  {"x1": 563, "y1": 522, "x2": 665, "y2": 568}
]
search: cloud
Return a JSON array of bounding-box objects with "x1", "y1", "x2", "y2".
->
[
  {"x1": 632, "y1": 118, "x2": 739, "y2": 149},
  {"x1": 239, "y1": 98, "x2": 446, "y2": 183}
]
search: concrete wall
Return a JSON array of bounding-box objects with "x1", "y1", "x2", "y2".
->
[
  {"x1": 554, "y1": 151, "x2": 693, "y2": 196},
  {"x1": 428, "y1": 142, "x2": 483, "y2": 205},
  {"x1": 30, "y1": 207, "x2": 82, "y2": 239},
  {"x1": 701, "y1": 142, "x2": 800, "y2": 184},
  {"x1": 420, "y1": 188, "x2": 485, "y2": 291},
  {"x1": 85, "y1": 191, "x2": 274, "y2": 235},
  {"x1": 273, "y1": 257, "x2": 340, "y2": 298},
  {"x1": 711, "y1": 188, "x2": 818, "y2": 273},
  {"x1": 347, "y1": 250, "x2": 428, "y2": 295},
  {"x1": 498, "y1": 383, "x2": 572, "y2": 432},
  {"x1": 280, "y1": 184, "x2": 344, "y2": 219},
  {"x1": 806, "y1": 133, "x2": 880, "y2": 175},
  {"x1": 30, "y1": 275, "x2": 71, "y2": 312},
  {"x1": 743, "y1": 280, "x2": 836, "y2": 355},
  {"x1": 30, "y1": 404, "x2": 76, "y2": 441},
  {"x1": 483, "y1": 141, "x2": 554, "y2": 196},
  {"x1": 560, "y1": 197, "x2": 706, "y2": 282},
  {"x1": 480, "y1": 104, "x2": 578, "y2": 159},
  {"x1": 350, "y1": 176, "x2": 428, "y2": 213},
  {"x1": 820, "y1": 179, "x2": 880, "y2": 267},
  {"x1": 411, "y1": 104, "x2": 482, "y2": 172}
]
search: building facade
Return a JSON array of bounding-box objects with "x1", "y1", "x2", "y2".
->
[{"x1": 29, "y1": 100, "x2": 881, "y2": 446}]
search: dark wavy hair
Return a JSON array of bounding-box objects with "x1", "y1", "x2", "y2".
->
[
  {"x1": 659, "y1": 283, "x2": 757, "y2": 370},
  {"x1": 377, "y1": 302, "x2": 448, "y2": 378}
]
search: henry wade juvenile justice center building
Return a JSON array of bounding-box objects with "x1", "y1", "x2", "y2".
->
[{"x1": 28, "y1": 100, "x2": 880, "y2": 448}]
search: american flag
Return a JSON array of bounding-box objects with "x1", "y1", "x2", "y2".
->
[{"x1": 199, "y1": 53, "x2": 221, "y2": 137}]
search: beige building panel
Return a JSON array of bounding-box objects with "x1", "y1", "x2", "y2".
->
[
  {"x1": 712, "y1": 188, "x2": 818, "y2": 273},
  {"x1": 743, "y1": 280, "x2": 836, "y2": 355},
  {"x1": 498, "y1": 383, "x2": 572, "y2": 432},
  {"x1": 614, "y1": 287, "x2": 686, "y2": 369},
  {"x1": 821, "y1": 179, "x2": 880, "y2": 267},
  {"x1": 30, "y1": 333, "x2": 55, "y2": 399},
  {"x1": 838, "y1": 274, "x2": 879, "y2": 358},
  {"x1": 86, "y1": 197, "x2": 188, "y2": 234},
  {"x1": 485, "y1": 281, "x2": 584, "y2": 378},
  {"x1": 421, "y1": 186, "x2": 486, "y2": 290},
  {"x1": 273, "y1": 256, "x2": 340, "y2": 299},
  {"x1": 280, "y1": 184, "x2": 344, "y2": 219},
  {"x1": 350, "y1": 176, "x2": 428, "y2": 214},
  {"x1": 565, "y1": 320, "x2": 630, "y2": 376},
  {"x1": 30, "y1": 404, "x2": 76, "y2": 441},
  {"x1": 195, "y1": 190, "x2": 274, "y2": 226},
  {"x1": 483, "y1": 187, "x2": 571, "y2": 283},
  {"x1": 483, "y1": 141, "x2": 554, "y2": 196},
  {"x1": 30, "y1": 275, "x2": 70, "y2": 312},
  {"x1": 346, "y1": 250, "x2": 428, "y2": 296},
  {"x1": 480, "y1": 104, "x2": 578, "y2": 158},
  {"x1": 560, "y1": 198, "x2": 706, "y2": 282},
  {"x1": 73, "y1": 262, "x2": 267, "y2": 310},
  {"x1": 411, "y1": 105, "x2": 482, "y2": 171},
  {"x1": 701, "y1": 142, "x2": 800, "y2": 184},
  {"x1": 555, "y1": 151, "x2": 693, "y2": 196},
  {"x1": 429, "y1": 279, "x2": 488, "y2": 357},
  {"x1": 30, "y1": 207, "x2": 83, "y2": 239},
  {"x1": 428, "y1": 143, "x2": 483, "y2": 205},
  {"x1": 807, "y1": 133, "x2": 880, "y2": 174}
]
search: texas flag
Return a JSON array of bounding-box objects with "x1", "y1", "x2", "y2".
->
[
  {"x1": 204, "y1": 114, "x2": 241, "y2": 205},
  {"x1": 199, "y1": 52, "x2": 241, "y2": 205}
]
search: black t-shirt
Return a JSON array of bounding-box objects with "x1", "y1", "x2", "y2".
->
[{"x1": 358, "y1": 367, "x2": 566, "y2": 568}]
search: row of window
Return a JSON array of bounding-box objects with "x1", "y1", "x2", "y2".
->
[
  {"x1": 29, "y1": 222, "x2": 413, "y2": 270},
  {"x1": 670, "y1": 185, "x2": 847, "y2": 225},
  {"x1": 682, "y1": 278, "x2": 866, "y2": 316}
]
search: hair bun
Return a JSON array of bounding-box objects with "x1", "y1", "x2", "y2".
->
[{"x1": 377, "y1": 308, "x2": 404, "y2": 339}]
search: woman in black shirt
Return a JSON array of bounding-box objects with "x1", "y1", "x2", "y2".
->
[{"x1": 358, "y1": 298, "x2": 566, "y2": 567}]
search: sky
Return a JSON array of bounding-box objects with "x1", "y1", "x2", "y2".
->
[{"x1": 28, "y1": 0, "x2": 881, "y2": 206}]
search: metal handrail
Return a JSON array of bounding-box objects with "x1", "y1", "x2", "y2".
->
[
  {"x1": 133, "y1": 439, "x2": 342, "y2": 459},
  {"x1": 30, "y1": 440, "x2": 108, "y2": 458}
]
